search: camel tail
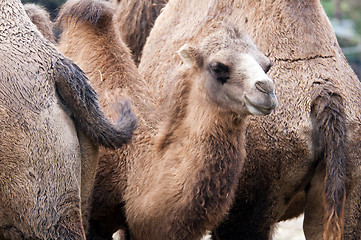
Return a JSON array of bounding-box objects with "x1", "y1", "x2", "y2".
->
[
  {"x1": 56, "y1": 0, "x2": 114, "y2": 30},
  {"x1": 53, "y1": 57, "x2": 137, "y2": 149},
  {"x1": 311, "y1": 83, "x2": 347, "y2": 240}
]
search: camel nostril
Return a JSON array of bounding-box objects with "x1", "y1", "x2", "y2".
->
[{"x1": 255, "y1": 80, "x2": 274, "y2": 94}]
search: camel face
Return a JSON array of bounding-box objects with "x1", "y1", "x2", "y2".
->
[
  {"x1": 178, "y1": 27, "x2": 278, "y2": 117},
  {"x1": 237, "y1": 54, "x2": 278, "y2": 115}
]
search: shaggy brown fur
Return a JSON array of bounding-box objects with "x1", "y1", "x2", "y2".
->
[
  {"x1": 124, "y1": 28, "x2": 278, "y2": 239},
  {"x1": 0, "y1": 0, "x2": 137, "y2": 239},
  {"x1": 138, "y1": 0, "x2": 361, "y2": 240},
  {"x1": 113, "y1": 0, "x2": 168, "y2": 64},
  {"x1": 56, "y1": 1, "x2": 156, "y2": 238},
  {"x1": 56, "y1": 0, "x2": 277, "y2": 239},
  {"x1": 56, "y1": 0, "x2": 153, "y2": 124},
  {"x1": 24, "y1": 3, "x2": 55, "y2": 43}
]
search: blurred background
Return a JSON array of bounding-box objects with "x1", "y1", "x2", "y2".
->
[
  {"x1": 21, "y1": 0, "x2": 361, "y2": 80},
  {"x1": 21, "y1": 0, "x2": 65, "y2": 19},
  {"x1": 323, "y1": 0, "x2": 361, "y2": 79}
]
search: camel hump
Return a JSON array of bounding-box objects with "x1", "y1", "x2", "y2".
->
[
  {"x1": 114, "y1": 0, "x2": 168, "y2": 64},
  {"x1": 311, "y1": 83, "x2": 347, "y2": 239},
  {"x1": 56, "y1": 0, "x2": 114, "y2": 30},
  {"x1": 24, "y1": 3, "x2": 55, "y2": 43},
  {"x1": 53, "y1": 57, "x2": 137, "y2": 149}
]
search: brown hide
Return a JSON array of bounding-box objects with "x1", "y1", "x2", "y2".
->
[
  {"x1": 0, "y1": 0, "x2": 137, "y2": 239},
  {"x1": 56, "y1": 0, "x2": 155, "y2": 238}
]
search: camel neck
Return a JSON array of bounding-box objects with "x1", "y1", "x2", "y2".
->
[
  {"x1": 155, "y1": 70, "x2": 246, "y2": 206},
  {"x1": 149, "y1": 87, "x2": 246, "y2": 239}
]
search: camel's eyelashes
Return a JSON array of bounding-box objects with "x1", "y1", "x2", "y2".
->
[{"x1": 209, "y1": 61, "x2": 230, "y2": 85}]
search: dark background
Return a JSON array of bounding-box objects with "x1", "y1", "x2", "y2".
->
[{"x1": 21, "y1": 0, "x2": 65, "y2": 19}]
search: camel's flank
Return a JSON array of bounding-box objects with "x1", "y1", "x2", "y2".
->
[
  {"x1": 0, "y1": 0, "x2": 137, "y2": 238},
  {"x1": 24, "y1": 3, "x2": 55, "y2": 43},
  {"x1": 113, "y1": 0, "x2": 168, "y2": 64}
]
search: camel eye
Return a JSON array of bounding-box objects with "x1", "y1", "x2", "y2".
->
[
  {"x1": 209, "y1": 61, "x2": 230, "y2": 85},
  {"x1": 263, "y1": 63, "x2": 272, "y2": 74}
]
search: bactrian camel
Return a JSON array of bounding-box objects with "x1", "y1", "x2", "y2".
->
[
  {"x1": 56, "y1": 0, "x2": 278, "y2": 239},
  {"x1": 139, "y1": 0, "x2": 361, "y2": 239},
  {"x1": 0, "y1": 0, "x2": 137, "y2": 239}
]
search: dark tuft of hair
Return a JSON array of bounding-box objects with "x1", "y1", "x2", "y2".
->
[{"x1": 56, "y1": 0, "x2": 115, "y2": 30}]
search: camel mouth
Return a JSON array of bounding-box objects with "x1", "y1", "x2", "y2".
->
[{"x1": 244, "y1": 94, "x2": 277, "y2": 115}]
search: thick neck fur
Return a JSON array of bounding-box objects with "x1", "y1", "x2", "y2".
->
[
  {"x1": 157, "y1": 68, "x2": 246, "y2": 150},
  {"x1": 128, "y1": 67, "x2": 246, "y2": 240}
]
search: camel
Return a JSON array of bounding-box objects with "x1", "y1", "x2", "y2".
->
[
  {"x1": 24, "y1": 3, "x2": 55, "y2": 43},
  {"x1": 113, "y1": 0, "x2": 168, "y2": 64},
  {"x1": 0, "y1": 0, "x2": 137, "y2": 239},
  {"x1": 124, "y1": 26, "x2": 278, "y2": 240},
  {"x1": 56, "y1": 0, "x2": 278, "y2": 239},
  {"x1": 138, "y1": 0, "x2": 361, "y2": 239},
  {"x1": 56, "y1": 1, "x2": 157, "y2": 237}
]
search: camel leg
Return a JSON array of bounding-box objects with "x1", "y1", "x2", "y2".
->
[
  {"x1": 77, "y1": 129, "x2": 99, "y2": 234},
  {"x1": 212, "y1": 187, "x2": 274, "y2": 240},
  {"x1": 303, "y1": 162, "x2": 325, "y2": 240}
]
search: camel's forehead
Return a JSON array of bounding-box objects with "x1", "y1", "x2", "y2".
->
[{"x1": 200, "y1": 28, "x2": 260, "y2": 59}]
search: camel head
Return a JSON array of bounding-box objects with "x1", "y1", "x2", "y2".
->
[{"x1": 178, "y1": 26, "x2": 278, "y2": 117}]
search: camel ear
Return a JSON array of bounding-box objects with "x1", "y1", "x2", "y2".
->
[{"x1": 178, "y1": 44, "x2": 199, "y2": 67}]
